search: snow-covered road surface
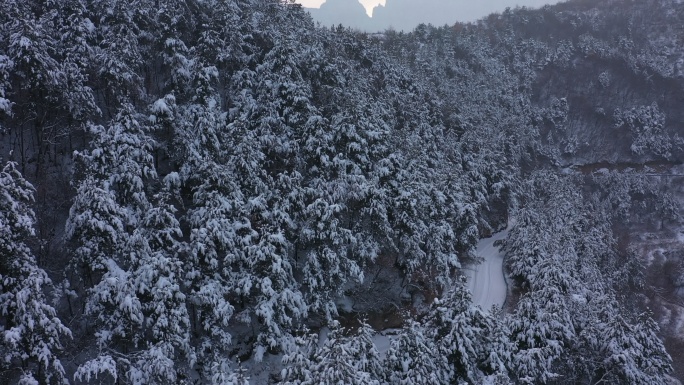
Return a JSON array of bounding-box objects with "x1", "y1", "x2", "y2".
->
[{"x1": 464, "y1": 229, "x2": 508, "y2": 310}]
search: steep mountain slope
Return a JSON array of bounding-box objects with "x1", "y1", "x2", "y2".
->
[
  {"x1": 378, "y1": 0, "x2": 684, "y2": 381},
  {"x1": 0, "y1": 0, "x2": 681, "y2": 383}
]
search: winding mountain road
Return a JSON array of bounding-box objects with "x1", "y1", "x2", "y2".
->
[{"x1": 464, "y1": 229, "x2": 508, "y2": 310}]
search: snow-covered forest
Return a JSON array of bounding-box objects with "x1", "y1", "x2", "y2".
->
[{"x1": 0, "y1": 0, "x2": 683, "y2": 383}]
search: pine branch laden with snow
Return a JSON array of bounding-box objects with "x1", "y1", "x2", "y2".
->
[
  {"x1": 0, "y1": 0, "x2": 682, "y2": 383},
  {"x1": 425, "y1": 283, "x2": 511, "y2": 384},
  {"x1": 383, "y1": 319, "x2": 450, "y2": 385},
  {"x1": 279, "y1": 322, "x2": 382, "y2": 385},
  {"x1": 0, "y1": 161, "x2": 71, "y2": 384},
  {"x1": 504, "y1": 172, "x2": 673, "y2": 384},
  {"x1": 66, "y1": 103, "x2": 196, "y2": 383}
]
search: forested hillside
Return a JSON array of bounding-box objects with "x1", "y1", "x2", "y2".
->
[{"x1": 0, "y1": 0, "x2": 682, "y2": 384}]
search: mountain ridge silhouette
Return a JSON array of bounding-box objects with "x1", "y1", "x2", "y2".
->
[{"x1": 305, "y1": 0, "x2": 562, "y2": 32}]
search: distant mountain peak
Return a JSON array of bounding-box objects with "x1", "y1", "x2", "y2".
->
[
  {"x1": 307, "y1": 0, "x2": 564, "y2": 32},
  {"x1": 307, "y1": 0, "x2": 372, "y2": 30}
]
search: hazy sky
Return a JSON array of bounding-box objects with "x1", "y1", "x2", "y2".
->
[
  {"x1": 297, "y1": 0, "x2": 385, "y2": 16},
  {"x1": 295, "y1": 0, "x2": 561, "y2": 19}
]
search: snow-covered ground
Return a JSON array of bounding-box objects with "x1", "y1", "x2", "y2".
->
[
  {"x1": 463, "y1": 229, "x2": 509, "y2": 311},
  {"x1": 372, "y1": 329, "x2": 401, "y2": 359}
]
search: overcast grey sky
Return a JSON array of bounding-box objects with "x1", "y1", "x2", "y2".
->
[{"x1": 296, "y1": 0, "x2": 565, "y2": 31}]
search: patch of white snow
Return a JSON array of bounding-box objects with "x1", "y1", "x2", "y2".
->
[{"x1": 464, "y1": 229, "x2": 508, "y2": 311}]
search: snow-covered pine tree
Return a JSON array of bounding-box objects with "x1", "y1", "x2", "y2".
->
[
  {"x1": 425, "y1": 281, "x2": 511, "y2": 384},
  {"x1": 508, "y1": 283, "x2": 574, "y2": 384},
  {"x1": 65, "y1": 173, "x2": 125, "y2": 286},
  {"x1": 3, "y1": 0, "x2": 61, "y2": 95},
  {"x1": 69, "y1": 104, "x2": 172, "y2": 383},
  {"x1": 66, "y1": 104, "x2": 154, "y2": 290},
  {"x1": 590, "y1": 310, "x2": 672, "y2": 385},
  {"x1": 175, "y1": 58, "x2": 237, "y2": 377},
  {"x1": 504, "y1": 171, "x2": 673, "y2": 384},
  {"x1": 279, "y1": 331, "x2": 319, "y2": 385},
  {"x1": 0, "y1": 52, "x2": 11, "y2": 119},
  {"x1": 383, "y1": 319, "x2": 450, "y2": 385},
  {"x1": 48, "y1": 0, "x2": 99, "y2": 121},
  {"x1": 281, "y1": 323, "x2": 382, "y2": 385},
  {"x1": 347, "y1": 321, "x2": 383, "y2": 380},
  {"x1": 280, "y1": 322, "x2": 383, "y2": 385},
  {"x1": 0, "y1": 160, "x2": 71, "y2": 385},
  {"x1": 1, "y1": 0, "x2": 64, "y2": 172},
  {"x1": 152, "y1": 0, "x2": 195, "y2": 96},
  {"x1": 0, "y1": 0, "x2": 98, "y2": 173},
  {"x1": 221, "y1": 34, "x2": 310, "y2": 358},
  {"x1": 89, "y1": 0, "x2": 152, "y2": 104},
  {"x1": 504, "y1": 175, "x2": 589, "y2": 383},
  {"x1": 211, "y1": 360, "x2": 251, "y2": 385},
  {"x1": 125, "y1": 184, "x2": 194, "y2": 384},
  {"x1": 73, "y1": 102, "x2": 192, "y2": 383},
  {"x1": 294, "y1": 39, "x2": 397, "y2": 319}
]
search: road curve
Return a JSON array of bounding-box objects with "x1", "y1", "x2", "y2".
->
[{"x1": 464, "y1": 229, "x2": 508, "y2": 311}]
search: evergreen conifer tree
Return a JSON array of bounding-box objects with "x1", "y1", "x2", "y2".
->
[{"x1": 0, "y1": 161, "x2": 71, "y2": 385}]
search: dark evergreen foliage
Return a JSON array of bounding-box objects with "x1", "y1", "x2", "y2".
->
[{"x1": 0, "y1": 0, "x2": 681, "y2": 383}]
